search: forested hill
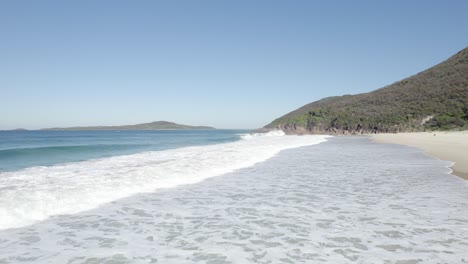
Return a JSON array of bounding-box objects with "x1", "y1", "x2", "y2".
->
[
  {"x1": 265, "y1": 47, "x2": 468, "y2": 134},
  {"x1": 43, "y1": 121, "x2": 214, "y2": 130}
]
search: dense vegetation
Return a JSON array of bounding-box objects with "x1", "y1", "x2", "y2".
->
[
  {"x1": 43, "y1": 121, "x2": 214, "y2": 130},
  {"x1": 265, "y1": 48, "x2": 468, "y2": 134}
]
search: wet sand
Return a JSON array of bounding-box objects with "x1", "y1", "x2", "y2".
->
[{"x1": 371, "y1": 131, "x2": 468, "y2": 180}]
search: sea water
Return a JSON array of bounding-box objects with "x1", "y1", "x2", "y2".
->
[
  {"x1": 1, "y1": 134, "x2": 468, "y2": 263},
  {"x1": 0, "y1": 130, "x2": 246, "y2": 172},
  {"x1": 0, "y1": 130, "x2": 328, "y2": 229}
]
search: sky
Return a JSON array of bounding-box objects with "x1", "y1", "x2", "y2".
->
[{"x1": 1, "y1": 1, "x2": 467, "y2": 129}]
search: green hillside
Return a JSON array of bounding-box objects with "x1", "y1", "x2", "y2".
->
[
  {"x1": 265, "y1": 48, "x2": 468, "y2": 134},
  {"x1": 43, "y1": 121, "x2": 214, "y2": 130}
]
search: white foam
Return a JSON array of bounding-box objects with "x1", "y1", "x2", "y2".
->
[
  {"x1": 240, "y1": 129, "x2": 286, "y2": 139},
  {"x1": 0, "y1": 134, "x2": 329, "y2": 230},
  {"x1": 1, "y1": 137, "x2": 467, "y2": 263}
]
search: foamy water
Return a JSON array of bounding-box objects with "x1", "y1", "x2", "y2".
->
[
  {"x1": 1, "y1": 137, "x2": 468, "y2": 263},
  {"x1": 0, "y1": 131, "x2": 329, "y2": 230}
]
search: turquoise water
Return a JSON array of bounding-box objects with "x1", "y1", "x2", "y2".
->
[{"x1": 0, "y1": 130, "x2": 247, "y2": 172}]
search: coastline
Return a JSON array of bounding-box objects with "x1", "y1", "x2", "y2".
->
[
  {"x1": 370, "y1": 131, "x2": 468, "y2": 180},
  {"x1": 2, "y1": 136, "x2": 468, "y2": 262}
]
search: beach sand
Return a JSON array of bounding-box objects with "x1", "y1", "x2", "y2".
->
[{"x1": 371, "y1": 131, "x2": 468, "y2": 180}]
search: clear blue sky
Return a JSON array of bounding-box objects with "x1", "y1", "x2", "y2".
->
[{"x1": 1, "y1": 1, "x2": 467, "y2": 129}]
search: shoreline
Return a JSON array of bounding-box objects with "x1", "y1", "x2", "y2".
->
[
  {"x1": 370, "y1": 131, "x2": 468, "y2": 180},
  {"x1": 2, "y1": 136, "x2": 467, "y2": 262}
]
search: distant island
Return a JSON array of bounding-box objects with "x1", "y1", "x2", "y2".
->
[
  {"x1": 42, "y1": 121, "x2": 215, "y2": 131},
  {"x1": 265, "y1": 47, "x2": 468, "y2": 134}
]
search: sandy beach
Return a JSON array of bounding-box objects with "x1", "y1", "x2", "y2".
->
[{"x1": 371, "y1": 131, "x2": 468, "y2": 180}]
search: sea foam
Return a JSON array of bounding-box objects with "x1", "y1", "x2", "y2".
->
[
  {"x1": 1, "y1": 137, "x2": 467, "y2": 263},
  {"x1": 0, "y1": 131, "x2": 329, "y2": 230}
]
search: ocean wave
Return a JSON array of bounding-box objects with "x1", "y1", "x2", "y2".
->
[
  {"x1": 240, "y1": 129, "x2": 286, "y2": 139},
  {"x1": 0, "y1": 144, "x2": 147, "y2": 155},
  {"x1": 0, "y1": 134, "x2": 329, "y2": 230}
]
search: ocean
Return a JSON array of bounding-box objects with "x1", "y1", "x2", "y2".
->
[
  {"x1": 0, "y1": 130, "x2": 247, "y2": 172},
  {"x1": 0, "y1": 130, "x2": 328, "y2": 230},
  {"x1": 1, "y1": 132, "x2": 468, "y2": 263}
]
